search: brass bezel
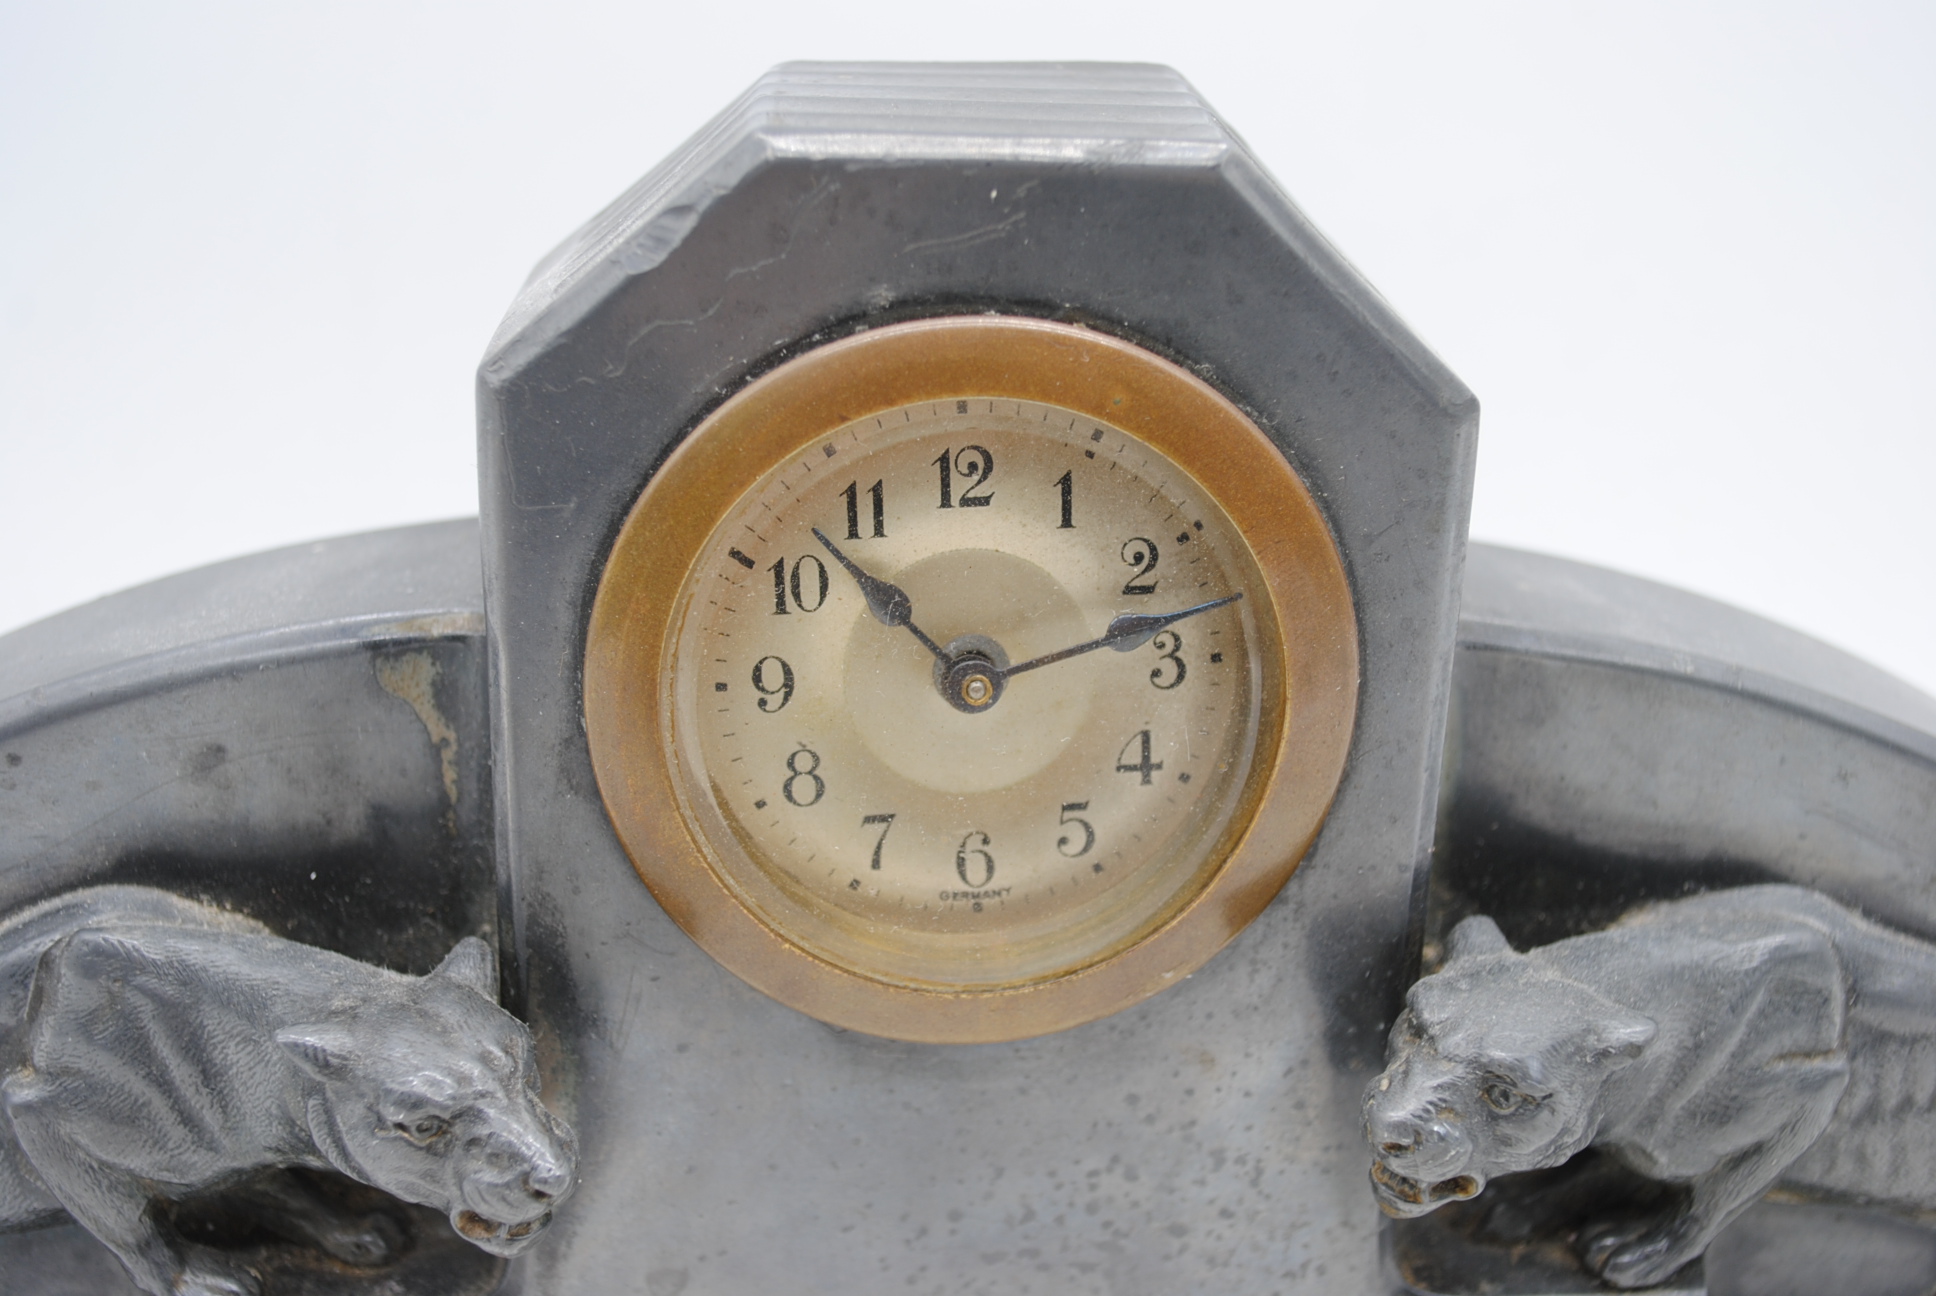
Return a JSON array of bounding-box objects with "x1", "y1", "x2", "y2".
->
[{"x1": 584, "y1": 317, "x2": 1358, "y2": 1042}]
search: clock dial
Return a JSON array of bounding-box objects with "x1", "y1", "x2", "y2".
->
[
  {"x1": 669, "y1": 399, "x2": 1261, "y2": 988},
  {"x1": 585, "y1": 317, "x2": 1358, "y2": 1042}
]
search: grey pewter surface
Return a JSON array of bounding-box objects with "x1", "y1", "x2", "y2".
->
[
  {"x1": 0, "y1": 886, "x2": 574, "y2": 1296},
  {"x1": 0, "y1": 516, "x2": 1932, "y2": 1291},
  {"x1": 0, "y1": 48, "x2": 1927, "y2": 1285},
  {"x1": 1368, "y1": 886, "x2": 1936, "y2": 1288},
  {"x1": 1460, "y1": 543, "x2": 1936, "y2": 761},
  {"x1": 1444, "y1": 548, "x2": 1936, "y2": 954},
  {"x1": 0, "y1": 519, "x2": 484, "y2": 721},
  {"x1": 479, "y1": 62, "x2": 1475, "y2": 1294},
  {"x1": 1404, "y1": 546, "x2": 1936, "y2": 1294},
  {"x1": 0, "y1": 519, "x2": 495, "y2": 978},
  {"x1": 0, "y1": 520, "x2": 521, "y2": 1292}
]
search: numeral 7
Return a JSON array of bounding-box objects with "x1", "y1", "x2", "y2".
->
[{"x1": 860, "y1": 813, "x2": 896, "y2": 869}]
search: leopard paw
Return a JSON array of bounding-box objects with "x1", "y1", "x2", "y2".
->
[{"x1": 1580, "y1": 1215, "x2": 1700, "y2": 1289}]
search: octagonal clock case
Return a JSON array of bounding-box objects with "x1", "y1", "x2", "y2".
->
[{"x1": 479, "y1": 63, "x2": 1474, "y2": 1294}]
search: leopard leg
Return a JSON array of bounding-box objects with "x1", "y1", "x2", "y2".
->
[
  {"x1": 1583, "y1": 1069, "x2": 1846, "y2": 1289},
  {"x1": 229, "y1": 1170, "x2": 407, "y2": 1266},
  {"x1": 3, "y1": 1073, "x2": 259, "y2": 1296}
]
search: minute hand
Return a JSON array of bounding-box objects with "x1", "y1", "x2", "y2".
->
[{"x1": 1002, "y1": 593, "x2": 1244, "y2": 678}]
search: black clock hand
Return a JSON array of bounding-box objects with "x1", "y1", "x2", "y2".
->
[
  {"x1": 811, "y1": 527, "x2": 950, "y2": 664},
  {"x1": 1002, "y1": 593, "x2": 1244, "y2": 678}
]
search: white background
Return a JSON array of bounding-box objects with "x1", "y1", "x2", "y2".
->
[{"x1": 3, "y1": 2, "x2": 1931, "y2": 699}]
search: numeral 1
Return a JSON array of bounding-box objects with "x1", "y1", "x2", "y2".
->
[
  {"x1": 769, "y1": 558, "x2": 788, "y2": 614},
  {"x1": 1055, "y1": 470, "x2": 1074, "y2": 529}
]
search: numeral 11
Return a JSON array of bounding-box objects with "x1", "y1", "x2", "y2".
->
[{"x1": 842, "y1": 479, "x2": 885, "y2": 539}]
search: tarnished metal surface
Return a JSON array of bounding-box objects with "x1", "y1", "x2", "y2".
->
[
  {"x1": 479, "y1": 63, "x2": 1475, "y2": 1295},
  {"x1": 0, "y1": 520, "x2": 493, "y2": 965},
  {"x1": 0, "y1": 520, "x2": 504, "y2": 1291},
  {"x1": 2, "y1": 521, "x2": 1932, "y2": 1291},
  {"x1": 1371, "y1": 886, "x2": 1936, "y2": 1287},
  {"x1": 0, "y1": 65, "x2": 1929, "y2": 1296},
  {"x1": 1441, "y1": 543, "x2": 1936, "y2": 957},
  {"x1": 1395, "y1": 545, "x2": 1936, "y2": 1296}
]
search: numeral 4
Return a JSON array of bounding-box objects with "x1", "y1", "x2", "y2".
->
[{"x1": 1114, "y1": 730, "x2": 1164, "y2": 785}]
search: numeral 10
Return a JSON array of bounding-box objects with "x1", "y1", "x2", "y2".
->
[{"x1": 769, "y1": 556, "x2": 829, "y2": 614}]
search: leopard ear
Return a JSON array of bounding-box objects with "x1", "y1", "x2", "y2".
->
[
  {"x1": 432, "y1": 936, "x2": 498, "y2": 1001},
  {"x1": 1446, "y1": 914, "x2": 1513, "y2": 963},
  {"x1": 276, "y1": 1024, "x2": 360, "y2": 1079},
  {"x1": 1589, "y1": 1009, "x2": 1658, "y2": 1064}
]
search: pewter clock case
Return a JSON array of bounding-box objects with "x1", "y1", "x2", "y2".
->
[{"x1": 481, "y1": 64, "x2": 1474, "y2": 1292}]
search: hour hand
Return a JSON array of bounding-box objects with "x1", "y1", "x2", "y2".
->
[{"x1": 811, "y1": 528, "x2": 948, "y2": 662}]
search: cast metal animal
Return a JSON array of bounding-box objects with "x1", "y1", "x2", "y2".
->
[
  {"x1": 0, "y1": 886, "x2": 576, "y2": 1296},
  {"x1": 1364, "y1": 884, "x2": 1936, "y2": 1288}
]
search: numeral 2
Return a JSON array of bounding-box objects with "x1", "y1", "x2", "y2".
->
[{"x1": 1120, "y1": 537, "x2": 1158, "y2": 595}]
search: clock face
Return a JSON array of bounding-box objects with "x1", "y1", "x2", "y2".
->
[
  {"x1": 585, "y1": 318, "x2": 1358, "y2": 1042},
  {"x1": 672, "y1": 397, "x2": 1260, "y2": 989}
]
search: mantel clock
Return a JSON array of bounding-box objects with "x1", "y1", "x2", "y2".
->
[{"x1": 9, "y1": 56, "x2": 1935, "y2": 1296}]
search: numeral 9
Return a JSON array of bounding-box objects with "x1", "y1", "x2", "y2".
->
[{"x1": 752, "y1": 655, "x2": 794, "y2": 712}]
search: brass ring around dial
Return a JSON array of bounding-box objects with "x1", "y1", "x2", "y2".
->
[{"x1": 584, "y1": 316, "x2": 1359, "y2": 1043}]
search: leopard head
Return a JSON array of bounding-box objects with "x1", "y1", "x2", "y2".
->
[
  {"x1": 1362, "y1": 915, "x2": 1655, "y2": 1218},
  {"x1": 276, "y1": 938, "x2": 577, "y2": 1256}
]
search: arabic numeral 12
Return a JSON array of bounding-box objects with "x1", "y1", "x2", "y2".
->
[{"x1": 934, "y1": 445, "x2": 995, "y2": 509}]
